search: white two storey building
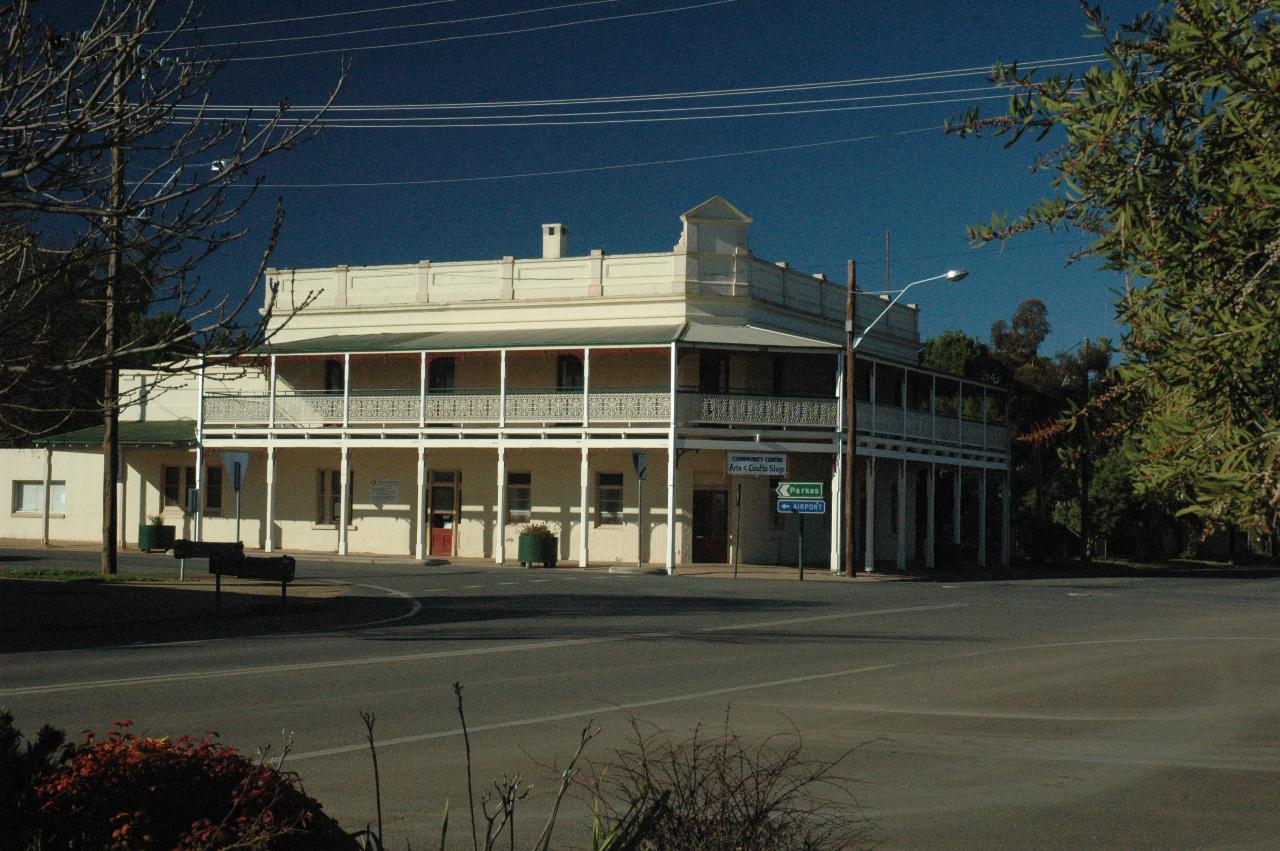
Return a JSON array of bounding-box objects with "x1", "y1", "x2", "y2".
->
[{"x1": 4, "y1": 197, "x2": 1010, "y2": 572}]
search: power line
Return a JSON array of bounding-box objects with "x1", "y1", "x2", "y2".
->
[
  {"x1": 192, "y1": 0, "x2": 465, "y2": 32},
  {"x1": 171, "y1": 91, "x2": 1013, "y2": 128},
  {"x1": 172, "y1": 53, "x2": 1101, "y2": 111},
  {"x1": 225, "y1": 0, "x2": 741, "y2": 61},
  {"x1": 182, "y1": 0, "x2": 623, "y2": 50}
]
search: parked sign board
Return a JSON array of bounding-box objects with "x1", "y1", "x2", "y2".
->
[
  {"x1": 776, "y1": 499, "x2": 826, "y2": 514},
  {"x1": 726, "y1": 452, "x2": 787, "y2": 477}
]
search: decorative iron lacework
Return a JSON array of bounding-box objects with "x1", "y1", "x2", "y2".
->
[
  {"x1": 588, "y1": 392, "x2": 670, "y2": 422},
  {"x1": 349, "y1": 394, "x2": 419, "y2": 422},
  {"x1": 680, "y1": 394, "x2": 836, "y2": 427},
  {"x1": 424, "y1": 394, "x2": 501, "y2": 423},
  {"x1": 505, "y1": 393, "x2": 583, "y2": 422}
]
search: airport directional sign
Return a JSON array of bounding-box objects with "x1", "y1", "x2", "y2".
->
[
  {"x1": 777, "y1": 499, "x2": 826, "y2": 514},
  {"x1": 775, "y1": 481, "x2": 822, "y2": 499}
]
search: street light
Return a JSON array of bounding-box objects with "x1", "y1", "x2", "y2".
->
[{"x1": 844, "y1": 268, "x2": 969, "y2": 576}]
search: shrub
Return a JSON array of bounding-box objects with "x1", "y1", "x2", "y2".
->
[
  {"x1": 35, "y1": 722, "x2": 357, "y2": 850},
  {"x1": 0, "y1": 708, "x2": 65, "y2": 850}
]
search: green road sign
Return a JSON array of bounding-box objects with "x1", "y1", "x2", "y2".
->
[{"x1": 775, "y1": 481, "x2": 822, "y2": 499}]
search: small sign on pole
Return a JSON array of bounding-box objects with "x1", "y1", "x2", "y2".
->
[
  {"x1": 775, "y1": 481, "x2": 823, "y2": 499},
  {"x1": 221, "y1": 452, "x2": 250, "y2": 544}
]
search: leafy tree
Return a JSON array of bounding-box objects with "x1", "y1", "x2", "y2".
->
[
  {"x1": 950, "y1": 0, "x2": 1280, "y2": 535},
  {"x1": 990, "y1": 299, "x2": 1050, "y2": 368},
  {"x1": 920, "y1": 330, "x2": 998, "y2": 383}
]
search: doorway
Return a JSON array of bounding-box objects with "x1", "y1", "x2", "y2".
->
[
  {"x1": 692, "y1": 489, "x2": 729, "y2": 563},
  {"x1": 429, "y1": 470, "x2": 459, "y2": 556}
]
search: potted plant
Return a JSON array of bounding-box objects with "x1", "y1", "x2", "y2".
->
[
  {"x1": 517, "y1": 522, "x2": 558, "y2": 568},
  {"x1": 138, "y1": 515, "x2": 176, "y2": 553}
]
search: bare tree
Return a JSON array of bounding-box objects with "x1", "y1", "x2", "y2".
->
[{"x1": 0, "y1": 0, "x2": 344, "y2": 572}]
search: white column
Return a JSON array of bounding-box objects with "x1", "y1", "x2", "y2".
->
[
  {"x1": 896, "y1": 459, "x2": 907, "y2": 572},
  {"x1": 495, "y1": 446, "x2": 507, "y2": 565},
  {"x1": 118, "y1": 450, "x2": 127, "y2": 549},
  {"x1": 499, "y1": 349, "x2": 507, "y2": 428},
  {"x1": 415, "y1": 445, "x2": 426, "y2": 560},
  {"x1": 418, "y1": 351, "x2": 427, "y2": 428},
  {"x1": 338, "y1": 446, "x2": 349, "y2": 555},
  {"x1": 40, "y1": 447, "x2": 51, "y2": 545},
  {"x1": 582, "y1": 347, "x2": 591, "y2": 428},
  {"x1": 926, "y1": 462, "x2": 937, "y2": 570},
  {"x1": 978, "y1": 468, "x2": 988, "y2": 567},
  {"x1": 265, "y1": 445, "x2": 276, "y2": 553},
  {"x1": 665, "y1": 342, "x2": 677, "y2": 574},
  {"x1": 863, "y1": 457, "x2": 875, "y2": 572},
  {"x1": 953, "y1": 466, "x2": 962, "y2": 545},
  {"x1": 268, "y1": 354, "x2": 277, "y2": 429},
  {"x1": 195, "y1": 353, "x2": 205, "y2": 542},
  {"x1": 829, "y1": 443, "x2": 843, "y2": 574},
  {"x1": 342, "y1": 353, "x2": 351, "y2": 428},
  {"x1": 1001, "y1": 468, "x2": 1011, "y2": 567},
  {"x1": 579, "y1": 446, "x2": 590, "y2": 567}
]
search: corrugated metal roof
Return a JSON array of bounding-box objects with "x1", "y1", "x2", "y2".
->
[
  {"x1": 35, "y1": 420, "x2": 197, "y2": 448},
  {"x1": 257, "y1": 325, "x2": 685, "y2": 355},
  {"x1": 254, "y1": 322, "x2": 837, "y2": 356}
]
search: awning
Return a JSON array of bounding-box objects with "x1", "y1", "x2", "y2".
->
[
  {"x1": 251, "y1": 322, "x2": 836, "y2": 356},
  {"x1": 34, "y1": 420, "x2": 197, "y2": 448}
]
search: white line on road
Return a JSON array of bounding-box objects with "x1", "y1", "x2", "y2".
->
[{"x1": 0, "y1": 603, "x2": 963, "y2": 697}]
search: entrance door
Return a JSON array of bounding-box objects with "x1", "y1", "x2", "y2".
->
[
  {"x1": 692, "y1": 489, "x2": 729, "y2": 563},
  {"x1": 429, "y1": 471, "x2": 459, "y2": 556}
]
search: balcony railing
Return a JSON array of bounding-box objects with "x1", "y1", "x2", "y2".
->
[{"x1": 202, "y1": 389, "x2": 1007, "y2": 450}]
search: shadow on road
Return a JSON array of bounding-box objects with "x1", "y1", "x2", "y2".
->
[{"x1": 918, "y1": 559, "x2": 1280, "y2": 583}]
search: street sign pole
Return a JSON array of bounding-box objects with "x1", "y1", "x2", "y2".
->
[
  {"x1": 798, "y1": 514, "x2": 804, "y2": 581},
  {"x1": 733, "y1": 482, "x2": 742, "y2": 579},
  {"x1": 233, "y1": 461, "x2": 242, "y2": 545},
  {"x1": 632, "y1": 452, "x2": 647, "y2": 569}
]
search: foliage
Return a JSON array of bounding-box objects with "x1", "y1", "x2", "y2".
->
[
  {"x1": 990, "y1": 299, "x2": 1050, "y2": 368},
  {"x1": 0, "y1": 707, "x2": 65, "y2": 850},
  {"x1": 518, "y1": 522, "x2": 557, "y2": 539},
  {"x1": 34, "y1": 721, "x2": 356, "y2": 850},
  {"x1": 949, "y1": 0, "x2": 1280, "y2": 533},
  {"x1": 588, "y1": 719, "x2": 871, "y2": 851},
  {"x1": 920, "y1": 330, "x2": 999, "y2": 383}
]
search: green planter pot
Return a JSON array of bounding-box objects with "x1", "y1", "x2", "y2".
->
[
  {"x1": 517, "y1": 534, "x2": 557, "y2": 568},
  {"x1": 138, "y1": 524, "x2": 176, "y2": 553}
]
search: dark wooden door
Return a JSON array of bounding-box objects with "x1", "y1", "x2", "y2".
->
[
  {"x1": 692, "y1": 489, "x2": 729, "y2": 563},
  {"x1": 429, "y1": 478, "x2": 457, "y2": 556}
]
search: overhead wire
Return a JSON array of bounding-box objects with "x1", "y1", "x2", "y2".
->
[
  {"x1": 223, "y1": 0, "x2": 741, "y2": 61},
  {"x1": 182, "y1": 0, "x2": 624, "y2": 50},
  {"x1": 191, "y1": 0, "x2": 465, "y2": 31}
]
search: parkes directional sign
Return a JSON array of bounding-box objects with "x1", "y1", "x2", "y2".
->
[
  {"x1": 776, "y1": 481, "x2": 822, "y2": 499},
  {"x1": 777, "y1": 499, "x2": 826, "y2": 514}
]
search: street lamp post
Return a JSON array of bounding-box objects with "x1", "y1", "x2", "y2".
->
[{"x1": 844, "y1": 268, "x2": 969, "y2": 576}]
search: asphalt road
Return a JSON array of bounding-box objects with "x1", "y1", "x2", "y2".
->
[{"x1": 3, "y1": 548, "x2": 1278, "y2": 849}]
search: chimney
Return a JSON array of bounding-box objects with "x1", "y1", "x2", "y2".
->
[{"x1": 542, "y1": 223, "x2": 567, "y2": 259}]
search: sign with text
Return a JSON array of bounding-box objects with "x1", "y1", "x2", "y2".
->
[
  {"x1": 777, "y1": 499, "x2": 827, "y2": 514},
  {"x1": 726, "y1": 452, "x2": 787, "y2": 477},
  {"x1": 369, "y1": 479, "x2": 400, "y2": 505},
  {"x1": 775, "y1": 481, "x2": 822, "y2": 499}
]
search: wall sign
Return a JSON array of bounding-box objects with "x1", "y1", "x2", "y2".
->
[
  {"x1": 369, "y1": 479, "x2": 400, "y2": 505},
  {"x1": 726, "y1": 452, "x2": 787, "y2": 477}
]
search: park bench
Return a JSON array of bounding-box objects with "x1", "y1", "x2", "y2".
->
[{"x1": 172, "y1": 539, "x2": 296, "y2": 608}]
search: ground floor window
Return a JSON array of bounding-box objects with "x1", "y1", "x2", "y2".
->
[
  {"x1": 205, "y1": 466, "x2": 223, "y2": 513},
  {"x1": 507, "y1": 471, "x2": 531, "y2": 523},
  {"x1": 163, "y1": 465, "x2": 195, "y2": 509},
  {"x1": 11, "y1": 480, "x2": 64, "y2": 514},
  {"x1": 316, "y1": 469, "x2": 354, "y2": 526},
  {"x1": 597, "y1": 472, "x2": 623, "y2": 525}
]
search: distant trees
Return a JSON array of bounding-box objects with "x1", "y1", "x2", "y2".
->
[
  {"x1": 0, "y1": 0, "x2": 342, "y2": 570},
  {"x1": 949, "y1": 0, "x2": 1280, "y2": 537}
]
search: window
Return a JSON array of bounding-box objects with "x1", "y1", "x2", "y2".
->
[
  {"x1": 163, "y1": 466, "x2": 197, "y2": 510},
  {"x1": 698, "y1": 350, "x2": 730, "y2": 393},
  {"x1": 428, "y1": 357, "x2": 455, "y2": 392},
  {"x1": 597, "y1": 473, "x2": 624, "y2": 525},
  {"x1": 205, "y1": 466, "x2": 223, "y2": 512},
  {"x1": 12, "y1": 481, "x2": 64, "y2": 514},
  {"x1": 556, "y1": 355, "x2": 583, "y2": 391},
  {"x1": 324, "y1": 359, "x2": 344, "y2": 392},
  {"x1": 507, "y1": 472, "x2": 531, "y2": 523},
  {"x1": 315, "y1": 470, "x2": 354, "y2": 526}
]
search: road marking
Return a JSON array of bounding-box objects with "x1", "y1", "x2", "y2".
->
[
  {"x1": 460, "y1": 584, "x2": 483, "y2": 589},
  {"x1": 287, "y1": 662, "x2": 901, "y2": 761},
  {"x1": 497, "y1": 581, "x2": 518, "y2": 586},
  {"x1": 0, "y1": 603, "x2": 962, "y2": 697}
]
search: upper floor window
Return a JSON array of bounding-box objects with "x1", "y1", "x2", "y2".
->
[
  {"x1": 428, "y1": 357, "x2": 455, "y2": 393},
  {"x1": 557, "y1": 355, "x2": 583, "y2": 391},
  {"x1": 324, "y1": 359, "x2": 344, "y2": 392},
  {"x1": 698, "y1": 350, "x2": 730, "y2": 394}
]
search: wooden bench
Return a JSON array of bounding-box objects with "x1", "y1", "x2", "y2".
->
[{"x1": 172, "y1": 540, "x2": 297, "y2": 609}]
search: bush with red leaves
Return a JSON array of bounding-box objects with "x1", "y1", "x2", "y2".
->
[{"x1": 34, "y1": 722, "x2": 357, "y2": 850}]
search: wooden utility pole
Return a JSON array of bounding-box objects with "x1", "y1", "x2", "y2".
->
[
  {"x1": 101, "y1": 36, "x2": 124, "y2": 575},
  {"x1": 844, "y1": 260, "x2": 857, "y2": 575}
]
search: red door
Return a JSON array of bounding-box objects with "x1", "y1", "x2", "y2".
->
[{"x1": 429, "y1": 472, "x2": 458, "y2": 556}]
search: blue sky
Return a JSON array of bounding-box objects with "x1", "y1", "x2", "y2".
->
[{"x1": 48, "y1": 0, "x2": 1153, "y2": 354}]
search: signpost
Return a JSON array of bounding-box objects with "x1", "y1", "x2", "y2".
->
[
  {"x1": 776, "y1": 482, "x2": 826, "y2": 580},
  {"x1": 222, "y1": 452, "x2": 250, "y2": 544},
  {"x1": 632, "y1": 452, "x2": 647, "y2": 568}
]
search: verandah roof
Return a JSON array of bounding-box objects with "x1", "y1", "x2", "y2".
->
[
  {"x1": 34, "y1": 419, "x2": 197, "y2": 448},
  {"x1": 249, "y1": 322, "x2": 838, "y2": 356}
]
